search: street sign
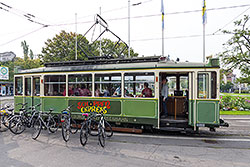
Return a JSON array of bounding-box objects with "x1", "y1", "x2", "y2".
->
[
  {"x1": 0, "y1": 51, "x2": 16, "y2": 62},
  {"x1": 0, "y1": 66, "x2": 9, "y2": 80}
]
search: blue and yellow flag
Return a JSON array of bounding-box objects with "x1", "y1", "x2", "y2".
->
[
  {"x1": 161, "y1": 0, "x2": 164, "y2": 29},
  {"x1": 202, "y1": 0, "x2": 207, "y2": 24}
]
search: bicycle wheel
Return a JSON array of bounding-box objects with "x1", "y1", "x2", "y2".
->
[
  {"x1": 70, "y1": 118, "x2": 78, "y2": 134},
  {"x1": 62, "y1": 120, "x2": 70, "y2": 142},
  {"x1": 32, "y1": 118, "x2": 42, "y2": 140},
  {"x1": 80, "y1": 123, "x2": 88, "y2": 146},
  {"x1": 1, "y1": 114, "x2": 9, "y2": 128},
  {"x1": 9, "y1": 116, "x2": 25, "y2": 135},
  {"x1": 98, "y1": 123, "x2": 106, "y2": 147},
  {"x1": 48, "y1": 115, "x2": 59, "y2": 133},
  {"x1": 105, "y1": 120, "x2": 113, "y2": 138}
]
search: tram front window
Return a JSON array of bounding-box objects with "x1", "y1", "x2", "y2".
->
[
  {"x1": 125, "y1": 72, "x2": 155, "y2": 98},
  {"x1": 95, "y1": 73, "x2": 121, "y2": 97},
  {"x1": 68, "y1": 74, "x2": 92, "y2": 96},
  {"x1": 44, "y1": 75, "x2": 66, "y2": 96},
  {"x1": 15, "y1": 77, "x2": 23, "y2": 95}
]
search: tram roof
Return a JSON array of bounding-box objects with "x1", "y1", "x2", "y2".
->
[{"x1": 15, "y1": 56, "x2": 219, "y2": 74}]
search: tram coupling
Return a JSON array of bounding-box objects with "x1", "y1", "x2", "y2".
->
[{"x1": 219, "y1": 119, "x2": 229, "y2": 127}]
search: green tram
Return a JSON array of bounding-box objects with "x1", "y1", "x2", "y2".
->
[{"x1": 13, "y1": 56, "x2": 228, "y2": 132}]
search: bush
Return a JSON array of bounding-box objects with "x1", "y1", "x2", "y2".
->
[{"x1": 220, "y1": 95, "x2": 250, "y2": 111}]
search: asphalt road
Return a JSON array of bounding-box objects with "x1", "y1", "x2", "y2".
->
[
  {"x1": 1, "y1": 117, "x2": 250, "y2": 167},
  {"x1": 1, "y1": 96, "x2": 250, "y2": 167}
]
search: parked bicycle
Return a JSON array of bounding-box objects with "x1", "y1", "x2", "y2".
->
[
  {"x1": 8, "y1": 103, "x2": 38, "y2": 135},
  {"x1": 80, "y1": 111, "x2": 113, "y2": 147},
  {"x1": 60, "y1": 105, "x2": 78, "y2": 142},
  {"x1": 32, "y1": 108, "x2": 59, "y2": 140},
  {"x1": 0, "y1": 104, "x2": 14, "y2": 131}
]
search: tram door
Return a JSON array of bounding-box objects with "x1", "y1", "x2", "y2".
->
[
  {"x1": 32, "y1": 76, "x2": 41, "y2": 106},
  {"x1": 24, "y1": 77, "x2": 32, "y2": 108},
  {"x1": 192, "y1": 72, "x2": 219, "y2": 128}
]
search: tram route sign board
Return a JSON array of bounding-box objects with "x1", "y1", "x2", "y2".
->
[{"x1": 0, "y1": 66, "x2": 9, "y2": 80}]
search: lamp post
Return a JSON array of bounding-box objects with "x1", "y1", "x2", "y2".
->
[{"x1": 128, "y1": 1, "x2": 142, "y2": 58}]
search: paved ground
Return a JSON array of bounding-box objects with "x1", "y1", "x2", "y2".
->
[
  {"x1": 1, "y1": 117, "x2": 250, "y2": 167},
  {"x1": 1, "y1": 96, "x2": 250, "y2": 167}
]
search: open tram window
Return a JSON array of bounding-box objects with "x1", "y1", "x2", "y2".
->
[
  {"x1": 15, "y1": 77, "x2": 23, "y2": 95},
  {"x1": 124, "y1": 72, "x2": 155, "y2": 98},
  {"x1": 68, "y1": 74, "x2": 92, "y2": 96},
  {"x1": 33, "y1": 77, "x2": 40, "y2": 96},
  {"x1": 44, "y1": 75, "x2": 66, "y2": 96},
  {"x1": 25, "y1": 78, "x2": 31, "y2": 96},
  {"x1": 95, "y1": 73, "x2": 121, "y2": 97}
]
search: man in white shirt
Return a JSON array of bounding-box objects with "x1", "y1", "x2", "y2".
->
[{"x1": 161, "y1": 78, "x2": 168, "y2": 118}]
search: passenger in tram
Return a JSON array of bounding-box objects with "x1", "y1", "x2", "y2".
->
[
  {"x1": 140, "y1": 82, "x2": 153, "y2": 97},
  {"x1": 74, "y1": 84, "x2": 81, "y2": 96},
  {"x1": 113, "y1": 86, "x2": 129, "y2": 97},
  {"x1": 95, "y1": 84, "x2": 101, "y2": 97},
  {"x1": 79, "y1": 84, "x2": 91, "y2": 96},
  {"x1": 63, "y1": 85, "x2": 74, "y2": 96},
  {"x1": 160, "y1": 78, "x2": 169, "y2": 118}
]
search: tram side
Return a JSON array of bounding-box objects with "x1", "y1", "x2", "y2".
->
[{"x1": 14, "y1": 59, "x2": 225, "y2": 131}]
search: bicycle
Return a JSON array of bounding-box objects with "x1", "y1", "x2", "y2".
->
[
  {"x1": 32, "y1": 108, "x2": 59, "y2": 140},
  {"x1": 8, "y1": 103, "x2": 38, "y2": 135},
  {"x1": 80, "y1": 112, "x2": 96, "y2": 147},
  {"x1": 60, "y1": 105, "x2": 78, "y2": 142},
  {"x1": 0, "y1": 105, "x2": 14, "y2": 131},
  {"x1": 80, "y1": 112, "x2": 112, "y2": 147}
]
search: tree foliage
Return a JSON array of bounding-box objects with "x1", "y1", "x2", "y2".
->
[
  {"x1": 41, "y1": 30, "x2": 91, "y2": 63},
  {"x1": 40, "y1": 31, "x2": 138, "y2": 63},
  {"x1": 220, "y1": 15, "x2": 250, "y2": 77}
]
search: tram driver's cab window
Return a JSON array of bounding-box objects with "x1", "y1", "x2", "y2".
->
[
  {"x1": 125, "y1": 72, "x2": 155, "y2": 98},
  {"x1": 197, "y1": 72, "x2": 217, "y2": 99},
  {"x1": 15, "y1": 77, "x2": 23, "y2": 95},
  {"x1": 44, "y1": 75, "x2": 66, "y2": 96},
  {"x1": 68, "y1": 74, "x2": 92, "y2": 96},
  {"x1": 33, "y1": 77, "x2": 40, "y2": 96},
  {"x1": 95, "y1": 73, "x2": 121, "y2": 97}
]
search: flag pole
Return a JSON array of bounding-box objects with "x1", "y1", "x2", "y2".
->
[
  {"x1": 161, "y1": 0, "x2": 164, "y2": 57},
  {"x1": 202, "y1": 0, "x2": 206, "y2": 63}
]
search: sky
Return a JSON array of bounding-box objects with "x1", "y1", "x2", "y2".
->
[{"x1": 1, "y1": 0, "x2": 250, "y2": 64}]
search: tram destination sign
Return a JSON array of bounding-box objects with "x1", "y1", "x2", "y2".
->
[{"x1": 0, "y1": 66, "x2": 9, "y2": 80}]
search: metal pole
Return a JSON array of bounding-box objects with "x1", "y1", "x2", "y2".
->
[
  {"x1": 162, "y1": 24, "x2": 164, "y2": 57},
  {"x1": 99, "y1": 7, "x2": 102, "y2": 57},
  {"x1": 128, "y1": 0, "x2": 130, "y2": 58},
  {"x1": 203, "y1": 23, "x2": 205, "y2": 63},
  {"x1": 75, "y1": 13, "x2": 77, "y2": 60}
]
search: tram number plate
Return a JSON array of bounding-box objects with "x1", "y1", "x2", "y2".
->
[{"x1": 197, "y1": 123, "x2": 205, "y2": 127}]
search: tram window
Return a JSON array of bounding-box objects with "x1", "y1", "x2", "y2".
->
[
  {"x1": 211, "y1": 72, "x2": 217, "y2": 99},
  {"x1": 33, "y1": 77, "x2": 40, "y2": 96},
  {"x1": 15, "y1": 77, "x2": 23, "y2": 95},
  {"x1": 44, "y1": 75, "x2": 66, "y2": 96},
  {"x1": 95, "y1": 73, "x2": 121, "y2": 97},
  {"x1": 124, "y1": 72, "x2": 155, "y2": 98},
  {"x1": 166, "y1": 76, "x2": 176, "y2": 96},
  {"x1": 68, "y1": 74, "x2": 92, "y2": 96},
  {"x1": 198, "y1": 73, "x2": 209, "y2": 98},
  {"x1": 25, "y1": 78, "x2": 31, "y2": 96}
]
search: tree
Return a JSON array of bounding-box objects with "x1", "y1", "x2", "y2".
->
[
  {"x1": 40, "y1": 30, "x2": 92, "y2": 63},
  {"x1": 40, "y1": 31, "x2": 139, "y2": 63},
  {"x1": 220, "y1": 15, "x2": 250, "y2": 78},
  {"x1": 91, "y1": 39, "x2": 138, "y2": 58},
  {"x1": 21, "y1": 40, "x2": 29, "y2": 61}
]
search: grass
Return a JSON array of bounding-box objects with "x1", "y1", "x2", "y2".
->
[
  {"x1": 220, "y1": 110, "x2": 250, "y2": 115},
  {"x1": 220, "y1": 93, "x2": 250, "y2": 97}
]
